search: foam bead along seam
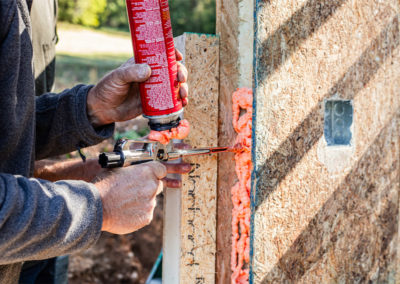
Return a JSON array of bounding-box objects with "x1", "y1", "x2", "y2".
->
[{"x1": 231, "y1": 88, "x2": 252, "y2": 284}]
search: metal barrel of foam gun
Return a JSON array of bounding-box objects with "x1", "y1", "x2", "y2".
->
[{"x1": 99, "y1": 139, "x2": 239, "y2": 169}]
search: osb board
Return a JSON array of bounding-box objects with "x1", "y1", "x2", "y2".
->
[
  {"x1": 252, "y1": 0, "x2": 400, "y2": 283},
  {"x1": 174, "y1": 33, "x2": 220, "y2": 284},
  {"x1": 216, "y1": 0, "x2": 254, "y2": 282}
]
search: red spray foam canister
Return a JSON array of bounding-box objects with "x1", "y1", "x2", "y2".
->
[{"x1": 126, "y1": 0, "x2": 183, "y2": 131}]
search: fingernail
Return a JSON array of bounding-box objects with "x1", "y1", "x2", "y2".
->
[
  {"x1": 177, "y1": 72, "x2": 183, "y2": 83},
  {"x1": 138, "y1": 64, "x2": 151, "y2": 79}
]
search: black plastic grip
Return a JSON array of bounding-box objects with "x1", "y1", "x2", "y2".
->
[
  {"x1": 99, "y1": 152, "x2": 124, "y2": 168},
  {"x1": 148, "y1": 117, "x2": 181, "y2": 131}
]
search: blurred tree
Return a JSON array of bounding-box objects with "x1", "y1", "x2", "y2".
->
[
  {"x1": 59, "y1": 0, "x2": 107, "y2": 28},
  {"x1": 58, "y1": 0, "x2": 216, "y2": 35},
  {"x1": 170, "y1": 0, "x2": 216, "y2": 36},
  {"x1": 100, "y1": 0, "x2": 130, "y2": 31},
  {"x1": 58, "y1": 0, "x2": 75, "y2": 22},
  {"x1": 75, "y1": 0, "x2": 107, "y2": 27}
]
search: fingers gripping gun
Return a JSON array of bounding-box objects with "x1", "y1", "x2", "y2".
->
[{"x1": 99, "y1": 139, "x2": 232, "y2": 169}]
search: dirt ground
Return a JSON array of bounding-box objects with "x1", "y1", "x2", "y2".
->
[{"x1": 68, "y1": 197, "x2": 163, "y2": 284}]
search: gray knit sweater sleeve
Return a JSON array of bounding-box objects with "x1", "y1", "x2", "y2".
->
[
  {"x1": 35, "y1": 85, "x2": 115, "y2": 160},
  {"x1": 0, "y1": 174, "x2": 103, "y2": 264},
  {"x1": 0, "y1": 0, "x2": 106, "y2": 270}
]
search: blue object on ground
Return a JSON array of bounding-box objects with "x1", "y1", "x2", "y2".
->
[{"x1": 146, "y1": 251, "x2": 163, "y2": 284}]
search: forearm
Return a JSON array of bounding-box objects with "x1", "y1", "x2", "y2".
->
[
  {"x1": 0, "y1": 173, "x2": 103, "y2": 264},
  {"x1": 34, "y1": 158, "x2": 104, "y2": 182}
]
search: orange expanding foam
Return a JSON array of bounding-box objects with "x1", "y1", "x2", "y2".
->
[
  {"x1": 148, "y1": 119, "x2": 191, "y2": 145},
  {"x1": 231, "y1": 88, "x2": 252, "y2": 284}
]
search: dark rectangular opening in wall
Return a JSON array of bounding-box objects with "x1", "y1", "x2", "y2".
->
[{"x1": 324, "y1": 100, "x2": 353, "y2": 146}]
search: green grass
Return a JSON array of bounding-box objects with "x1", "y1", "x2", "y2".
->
[
  {"x1": 54, "y1": 53, "x2": 131, "y2": 92},
  {"x1": 57, "y1": 53, "x2": 131, "y2": 67},
  {"x1": 58, "y1": 21, "x2": 131, "y2": 38}
]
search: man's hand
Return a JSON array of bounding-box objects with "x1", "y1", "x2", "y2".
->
[
  {"x1": 95, "y1": 161, "x2": 191, "y2": 235},
  {"x1": 87, "y1": 50, "x2": 188, "y2": 128}
]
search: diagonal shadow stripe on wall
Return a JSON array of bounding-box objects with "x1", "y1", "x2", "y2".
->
[
  {"x1": 255, "y1": 0, "x2": 347, "y2": 83},
  {"x1": 261, "y1": 112, "x2": 400, "y2": 283},
  {"x1": 254, "y1": 15, "x2": 400, "y2": 211}
]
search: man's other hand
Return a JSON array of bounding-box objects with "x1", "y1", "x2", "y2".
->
[
  {"x1": 95, "y1": 161, "x2": 191, "y2": 235},
  {"x1": 87, "y1": 50, "x2": 188, "y2": 128}
]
